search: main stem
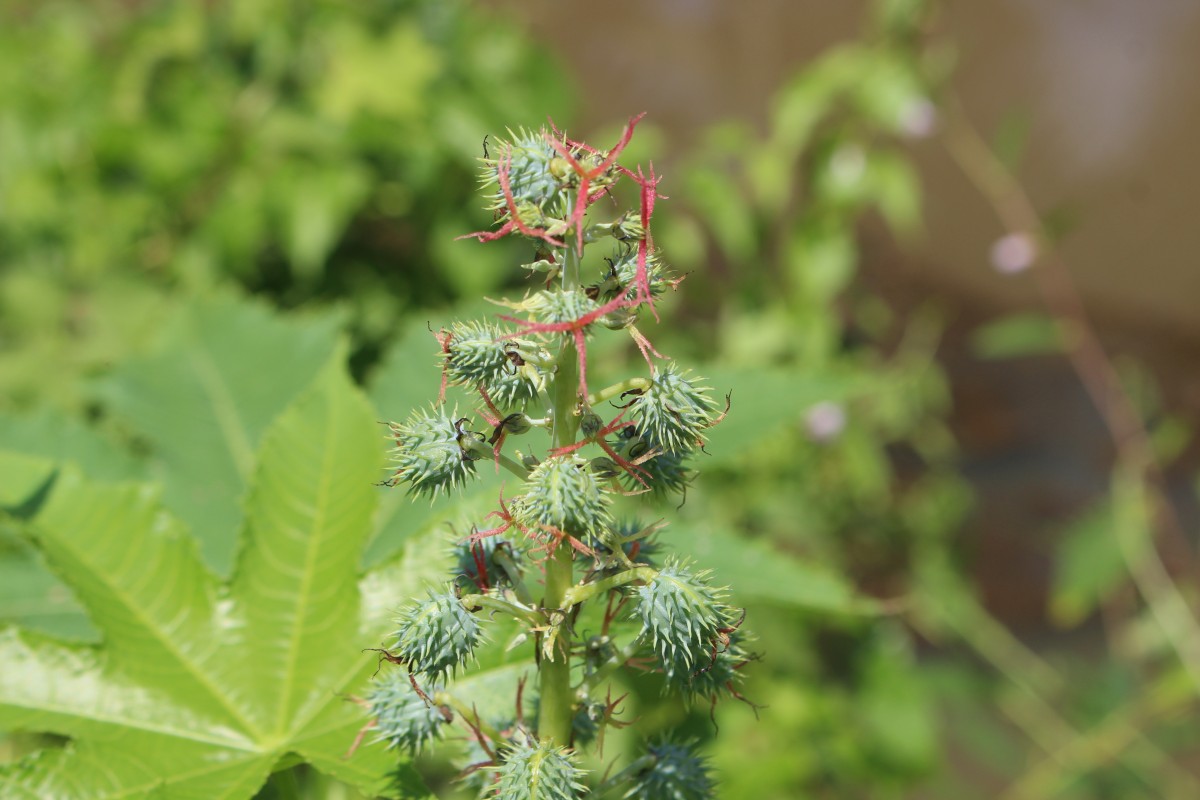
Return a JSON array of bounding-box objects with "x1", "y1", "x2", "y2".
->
[{"x1": 538, "y1": 215, "x2": 582, "y2": 746}]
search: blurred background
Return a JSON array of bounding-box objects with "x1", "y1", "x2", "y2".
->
[{"x1": 3, "y1": 0, "x2": 1200, "y2": 796}]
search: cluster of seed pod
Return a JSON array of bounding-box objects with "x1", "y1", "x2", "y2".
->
[{"x1": 362, "y1": 117, "x2": 750, "y2": 799}]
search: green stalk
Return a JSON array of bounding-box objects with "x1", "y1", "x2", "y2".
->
[
  {"x1": 587, "y1": 377, "x2": 652, "y2": 407},
  {"x1": 538, "y1": 212, "x2": 583, "y2": 747},
  {"x1": 561, "y1": 566, "x2": 656, "y2": 608},
  {"x1": 460, "y1": 594, "x2": 543, "y2": 626}
]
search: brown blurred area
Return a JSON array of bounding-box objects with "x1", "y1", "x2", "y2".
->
[{"x1": 489, "y1": 0, "x2": 1200, "y2": 631}]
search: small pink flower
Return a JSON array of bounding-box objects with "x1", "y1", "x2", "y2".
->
[{"x1": 990, "y1": 232, "x2": 1037, "y2": 275}]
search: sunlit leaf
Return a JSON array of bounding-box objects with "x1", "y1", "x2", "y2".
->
[{"x1": 0, "y1": 351, "x2": 436, "y2": 798}]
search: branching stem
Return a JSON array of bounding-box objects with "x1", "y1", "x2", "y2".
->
[
  {"x1": 561, "y1": 567, "x2": 656, "y2": 609},
  {"x1": 460, "y1": 594, "x2": 543, "y2": 626},
  {"x1": 587, "y1": 377, "x2": 652, "y2": 407}
]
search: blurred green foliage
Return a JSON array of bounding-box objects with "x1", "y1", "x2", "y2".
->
[
  {"x1": 640, "y1": 4, "x2": 972, "y2": 793},
  {"x1": 0, "y1": 0, "x2": 569, "y2": 410}
]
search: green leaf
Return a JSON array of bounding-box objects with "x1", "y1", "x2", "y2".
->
[
  {"x1": 786, "y1": 220, "x2": 856, "y2": 304},
  {"x1": 279, "y1": 162, "x2": 372, "y2": 281},
  {"x1": 315, "y1": 22, "x2": 441, "y2": 122},
  {"x1": 701, "y1": 366, "x2": 867, "y2": 464},
  {"x1": 0, "y1": 409, "x2": 144, "y2": 484},
  {"x1": 662, "y1": 522, "x2": 878, "y2": 615},
  {"x1": 970, "y1": 314, "x2": 1064, "y2": 360},
  {"x1": 683, "y1": 165, "x2": 757, "y2": 263},
  {"x1": 0, "y1": 352, "x2": 434, "y2": 798},
  {"x1": 0, "y1": 452, "x2": 55, "y2": 511},
  {"x1": 867, "y1": 150, "x2": 922, "y2": 237},
  {"x1": 0, "y1": 447, "x2": 86, "y2": 638},
  {"x1": 369, "y1": 316, "x2": 446, "y2": 425},
  {"x1": 94, "y1": 294, "x2": 343, "y2": 574},
  {"x1": 0, "y1": 411, "x2": 146, "y2": 639},
  {"x1": 1049, "y1": 502, "x2": 1128, "y2": 628},
  {"x1": 0, "y1": 451, "x2": 92, "y2": 640}
]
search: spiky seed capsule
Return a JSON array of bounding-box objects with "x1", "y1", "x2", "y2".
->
[
  {"x1": 570, "y1": 700, "x2": 609, "y2": 748},
  {"x1": 605, "y1": 247, "x2": 673, "y2": 302},
  {"x1": 513, "y1": 454, "x2": 611, "y2": 541},
  {"x1": 443, "y1": 321, "x2": 543, "y2": 408},
  {"x1": 519, "y1": 289, "x2": 601, "y2": 328},
  {"x1": 388, "y1": 408, "x2": 479, "y2": 498},
  {"x1": 611, "y1": 210, "x2": 645, "y2": 242},
  {"x1": 623, "y1": 740, "x2": 716, "y2": 800},
  {"x1": 482, "y1": 129, "x2": 566, "y2": 211},
  {"x1": 455, "y1": 737, "x2": 501, "y2": 797},
  {"x1": 683, "y1": 632, "x2": 753, "y2": 701},
  {"x1": 630, "y1": 364, "x2": 716, "y2": 456},
  {"x1": 452, "y1": 536, "x2": 514, "y2": 592},
  {"x1": 493, "y1": 740, "x2": 587, "y2": 800},
  {"x1": 635, "y1": 560, "x2": 732, "y2": 685},
  {"x1": 365, "y1": 671, "x2": 449, "y2": 755},
  {"x1": 390, "y1": 590, "x2": 481, "y2": 682},
  {"x1": 619, "y1": 440, "x2": 692, "y2": 497}
]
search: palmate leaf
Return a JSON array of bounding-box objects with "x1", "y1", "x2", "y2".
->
[
  {"x1": 0, "y1": 350, "x2": 437, "y2": 799},
  {"x1": 0, "y1": 296, "x2": 341, "y2": 642},
  {"x1": 0, "y1": 411, "x2": 146, "y2": 640},
  {"x1": 94, "y1": 294, "x2": 344, "y2": 575}
]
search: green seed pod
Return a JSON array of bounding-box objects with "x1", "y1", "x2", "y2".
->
[
  {"x1": 580, "y1": 633, "x2": 618, "y2": 674},
  {"x1": 579, "y1": 409, "x2": 603, "y2": 439},
  {"x1": 622, "y1": 447, "x2": 692, "y2": 497},
  {"x1": 365, "y1": 671, "x2": 449, "y2": 755},
  {"x1": 388, "y1": 408, "x2": 479, "y2": 498},
  {"x1": 443, "y1": 321, "x2": 544, "y2": 409},
  {"x1": 513, "y1": 454, "x2": 611, "y2": 540},
  {"x1": 589, "y1": 456, "x2": 621, "y2": 480},
  {"x1": 500, "y1": 413, "x2": 535, "y2": 437},
  {"x1": 611, "y1": 210, "x2": 645, "y2": 242},
  {"x1": 455, "y1": 738, "x2": 499, "y2": 797},
  {"x1": 598, "y1": 307, "x2": 638, "y2": 331},
  {"x1": 493, "y1": 740, "x2": 587, "y2": 800},
  {"x1": 452, "y1": 535, "x2": 515, "y2": 593},
  {"x1": 482, "y1": 128, "x2": 566, "y2": 211},
  {"x1": 622, "y1": 740, "x2": 715, "y2": 800},
  {"x1": 630, "y1": 364, "x2": 716, "y2": 456},
  {"x1": 521, "y1": 288, "x2": 601, "y2": 328},
  {"x1": 607, "y1": 246, "x2": 673, "y2": 302},
  {"x1": 390, "y1": 590, "x2": 482, "y2": 682},
  {"x1": 682, "y1": 632, "x2": 753, "y2": 701},
  {"x1": 635, "y1": 560, "x2": 732, "y2": 685},
  {"x1": 570, "y1": 700, "x2": 609, "y2": 748}
]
